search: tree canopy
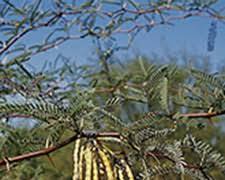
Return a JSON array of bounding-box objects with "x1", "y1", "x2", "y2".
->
[{"x1": 1, "y1": 0, "x2": 225, "y2": 180}]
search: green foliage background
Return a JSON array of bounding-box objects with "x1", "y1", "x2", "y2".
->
[{"x1": 1, "y1": 55, "x2": 225, "y2": 179}]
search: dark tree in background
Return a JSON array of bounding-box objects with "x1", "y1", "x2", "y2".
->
[{"x1": 1, "y1": 0, "x2": 225, "y2": 179}]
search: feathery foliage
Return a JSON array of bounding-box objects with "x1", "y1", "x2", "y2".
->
[{"x1": 1, "y1": 0, "x2": 225, "y2": 179}]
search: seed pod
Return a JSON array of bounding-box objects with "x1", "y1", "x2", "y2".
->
[
  {"x1": 121, "y1": 159, "x2": 134, "y2": 180},
  {"x1": 78, "y1": 145, "x2": 85, "y2": 180},
  {"x1": 98, "y1": 148, "x2": 114, "y2": 180},
  {"x1": 113, "y1": 165, "x2": 118, "y2": 179},
  {"x1": 73, "y1": 139, "x2": 81, "y2": 180},
  {"x1": 92, "y1": 152, "x2": 99, "y2": 180},
  {"x1": 84, "y1": 144, "x2": 93, "y2": 180},
  {"x1": 98, "y1": 161, "x2": 105, "y2": 177},
  {"x1": 118, "y1": 168, "x2": 125, "y2": 180}
]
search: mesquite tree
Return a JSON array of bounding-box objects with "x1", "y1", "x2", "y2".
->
[{"x1": 1, "y1": 0, "x2": 225, "y2": 179}]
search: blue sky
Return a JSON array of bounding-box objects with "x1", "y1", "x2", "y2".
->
[
  {"x1": 1, "y1": 0, "x2": 225, "y2": 71},
  {"x1": 30, "y1": 15, "x2": 225, "y2": 70},
  {"x1": 1, "y1": 0, "x2": 225, "y2": 128},
  {"x1": 33, "y1": 9, "x2": 225, "y2": 72}
]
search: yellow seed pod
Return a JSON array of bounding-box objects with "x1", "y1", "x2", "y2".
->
[
  {"x1": 73, "y1": 139, "x2": 81, "y2": 180},
  {"x1": 121, "y1": 159, "x2": 134, "y2": 180},
  {"x1": 92, "y1": 153, "x2": 99, "y2": 180},
  {"x1": 118, "y1": 167, "x2": 125, "y2": 180},
  {"x1": 98, "y1": 148, "x2": 114, "y2": 180},
  {"x1": 98, "y1": 162, "x2": 105, "y2": 176},
  {"x1": 114, "y1": 165, "x2": 125, "y2": 180},
  {"x1": 113, "y1": 166, "x2": 118, "y2": 179},
  {"x1": 84, "y1": 144, "x2": 93, "y2": 180},
  {"x1": 78, "y1": 145, "x2": 85, "y2": 180}
]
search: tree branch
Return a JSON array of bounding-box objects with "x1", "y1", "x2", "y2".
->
[
  {"x1": 0, "y1": 12, "x2": 63, "y2": 57},
  {"x1": 178, "y1": 110, "x2": 225, "y2": 118},
  {"x1": 0, "y1": 131, "x2": 121, "y2": 168},
  {"x1": 0, "y1": 133, "x2": 79, "y2": 167}
]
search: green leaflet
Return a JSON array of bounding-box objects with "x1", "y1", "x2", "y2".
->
[
  {"x1": 159, "y1": 76, "x2": 169, "y2": 113},
  {"x1": 96, "y1": 108, "x2": 125, "y2": 128},
  {"x1": 0, "y1": 100, "x2": 66, "y2": 123},
  {"x1": 135, "y1": 126, "x2": 176, "y2": 145},
  {"x1": 105, "y1": 96, "x2": 123, "y2": 107},
  {"x1": 191, "y1": 69, "x2": 223, "y2": 88},
  {"x1": 146, "y1": 65, "x2": 168, "y2": 86},
  {"x1": 147, "y1": 165, "x2": 177, "y2": 178},
  {"x1": 127, "y1": 112, "x2": 159, "y2": 131},
  {"x1": 183, "y1": 134, "x2": 225, "y2": 174}
]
